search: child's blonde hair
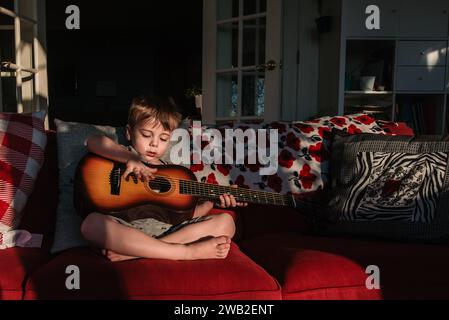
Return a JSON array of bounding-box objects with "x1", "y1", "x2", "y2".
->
[{"x1": 128, "y1": 95, "x2": 182, "y2": 131}]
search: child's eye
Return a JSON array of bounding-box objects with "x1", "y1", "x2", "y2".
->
[{"x1": 160, "y1": 138, "x2": 168, "y2": 142}]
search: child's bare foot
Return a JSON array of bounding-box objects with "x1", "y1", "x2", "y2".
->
[
  {"x1": 102, "y1": 249, "x2": 140, "y2": 262},
  {"x1": 184, "y1": 236, "x2": 231, "y2": 260}
]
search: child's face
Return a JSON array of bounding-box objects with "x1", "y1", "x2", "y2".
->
[{"x1": 126, "y1": 119, "x2": 172, "y2": 163}]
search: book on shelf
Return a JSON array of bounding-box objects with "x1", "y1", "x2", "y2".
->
[{"x1": 397, "y1": 101, "x2": 436, "y2": 135}]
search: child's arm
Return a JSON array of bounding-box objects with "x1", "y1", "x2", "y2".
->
[
  {"x1": 192, "y1": 200, "x2": 214, "y2": 217},
  {"x1": 192, "y1": 185, "x2": 248, "y2": 217},
  {"x1": 86, "y1": 135, "x2": 156, "y2": 181},
  {"x1": 86, "y1": 135, "x2": 139, "y2": 163}
]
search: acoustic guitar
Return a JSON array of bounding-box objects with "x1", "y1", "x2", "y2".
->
[{"x1": 74, "y1": 153, "x2": 308, "y2": 219}]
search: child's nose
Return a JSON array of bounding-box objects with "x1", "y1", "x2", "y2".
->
[{"x1": 150, "y1": 139, "x2": 158, "y2": 147}]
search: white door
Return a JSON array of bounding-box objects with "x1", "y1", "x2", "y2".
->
[
  {"x1": 0, "y1": 0, "x2": 48, "y2": 116},
  {"x1": 203, "y1": 0, "x2": 282, "y2": 124}
]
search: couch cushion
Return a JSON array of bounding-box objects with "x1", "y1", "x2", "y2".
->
[
  {"x1": 24, "y1": 243, "x2": 281, "y2": 300},
  {"x1": 325, "y1": 132, "x2": 449, "y2": 242},
  {"x1": 51, "y1": 119, "x2": 129, "y2": 254},
  {"x1": 240, "y1": 233, "x2": 449, "y2": 300},
  {"x1": 0, "y1": 247, "x2": 50, "y2": 300},
  {"x1": 184, "y1": 113, "x2": 385, "y2": 196}
]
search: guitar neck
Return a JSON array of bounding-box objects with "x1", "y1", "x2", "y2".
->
[{"x1": 179, "y1": 180, "x2": 295, "y2": 208}]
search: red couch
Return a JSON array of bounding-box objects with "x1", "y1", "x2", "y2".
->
[{"x1": 1, "y1": 129, "x2": 448, "y2": 300}]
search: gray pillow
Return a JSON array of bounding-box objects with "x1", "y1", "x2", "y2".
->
[
  {"x1": 51, "y1": 119, "x2": 183, "y2": 253},
  {"x1": 51, "y1": 119, "x2": 127, "y2": 253},
  {"x1": 323, "y1": 131, "x2": 449, "y2": 243}
]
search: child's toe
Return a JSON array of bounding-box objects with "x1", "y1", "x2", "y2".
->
[{"x1": 214, "y1": 236, "x2": 229, "y2": 245}]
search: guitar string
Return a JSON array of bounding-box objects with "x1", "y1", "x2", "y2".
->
[
  {"x1": 163, "y1": 178, "x2": 286, "y2": 203},
  {"x1": 128, "y1": 174, "x2": 282, "y2": 199},
  {"x1": 122, "y1": 174, "x2": 289, "y2": 205},
  {"x1": 155, "y1": 176, "x2": 286, "y2": 202}
]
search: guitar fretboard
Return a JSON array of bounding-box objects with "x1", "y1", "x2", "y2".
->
[{"x1": 179, "y1": 180, "x2": 292, "y2": 207}]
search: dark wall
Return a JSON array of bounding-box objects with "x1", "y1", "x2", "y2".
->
[{"x1": 46, "y1": 0, "x2": 202, "y2": 127}]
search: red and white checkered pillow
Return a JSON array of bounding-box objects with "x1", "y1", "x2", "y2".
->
[{"x1": 0, "y1": 110, "x2": 47, "y2": 249}]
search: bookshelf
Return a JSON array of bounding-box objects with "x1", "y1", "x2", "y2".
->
[
  {"x1": 395, "y1": 94, "x2": 445, "y2": 134},
  {"x1": 343, "y1": 39, "x2": 395, "y2": 121},
  {"x1": 336, "y1": 0, "x2": 449, "y2": 134}
]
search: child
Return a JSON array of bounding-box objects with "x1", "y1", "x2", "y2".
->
[{"x1": 80, "y1": 96, "x2": 247, "y2": 262}]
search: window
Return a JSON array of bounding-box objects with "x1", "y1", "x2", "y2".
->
[
  {"x1": 203, "y1": 0, "x2": 282, "y2": 124},
  {"x1": 0, "y1": 0, "x2": 47, "y2": 115}
]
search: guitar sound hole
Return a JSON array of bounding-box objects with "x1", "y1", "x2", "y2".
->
[{"x1": 148, "y1": 177, "x2": 171, "y2": 193}]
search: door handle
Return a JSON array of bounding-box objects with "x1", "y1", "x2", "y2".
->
[
  {"x1": 256, "y1": 60, "x2": 277, "y2": 72},
  {"x1": 1, "y1": 61, "x2": 13, "y2": 68}
]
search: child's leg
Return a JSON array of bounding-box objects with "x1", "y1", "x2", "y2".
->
[
  {"x1": 93, "y1": 213, "x2": 235, "y2": 262},
  {"x1": 81, "y1": 213, "x2": 231, "y2": 260},
  {"x1": 158, "y1": 213, "x2": 236, "y2": 244},
  {"x1": 101, "y1": 248, "x2": 139, "y2": 262}
]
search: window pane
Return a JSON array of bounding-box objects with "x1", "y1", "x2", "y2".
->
[
  {"x1": 1, "y1": 76, "x2": 17, "y2": 112},
  {"x1": 217, "y1": 0, "x2": 239, "y2": 20},
  {"x1": 0, "y1": 0, "x2": 14, "y2": 11},
  {"x1": 17, "y1": 0, "x2": 36, "y2": 20},
  {"x1": 19, "y1": 20, "x2": 36, "y2": 112},
  {"x1": 217, "y1": 22, "x2": 238, "y2": 69},
  {"x1": 0, "y1": 11, "x2": 14, "y2": 26},
  {"x1": 243, "y1": 0, "x2": 266, "y2": 15},
  {"x1": 216, "y1": 73, "x2": 238, "y2": 118},
  {"x1": 0, "y1": 12, "x2": 16, "y2": 112},
  {"x1": 242, "y1": 71, "x2": 264, "y2": 116},
  {"x1": 0, "y1": 29, "x2": 15, "y2": 62},
  {"x1": 20, "y1": 20, "x2": 35, "y2": 69},
  {"x1": 243, "y1": 17, "x2": 266, "y2": 67},
  {"x1": 258, "y1": 17, "x2": 266, "y2": 66},
  {"x1": 21, "y1": 75, "x2": 35, "y2": 112},
  {"x1": 259, "y1": 0, "x2": 267, "y2": 13}
]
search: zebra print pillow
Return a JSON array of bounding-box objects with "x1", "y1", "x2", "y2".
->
[{"x1": 325, "y1": 132, "x2": 449, "y2": 242}]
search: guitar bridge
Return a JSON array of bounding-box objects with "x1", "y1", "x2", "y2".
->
[{"x1": 109, "y1": 163, "x2": 123, "y2": 195}]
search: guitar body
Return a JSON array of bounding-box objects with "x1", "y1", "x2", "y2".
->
[{"x1": 74, "y1": 153, "x2": 198, "y2": 218}]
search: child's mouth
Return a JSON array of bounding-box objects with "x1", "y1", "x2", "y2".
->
[{"x1": 146, "y1": 152, "x2": 157, "y2": 157}]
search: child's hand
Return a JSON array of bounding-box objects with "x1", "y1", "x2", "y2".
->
[
  {"x1": 217, "y1": 185, "x2": 249, "y2": 208},
  {"x1": 123, "y1": 156, "x2": 157, "y2": 182}
]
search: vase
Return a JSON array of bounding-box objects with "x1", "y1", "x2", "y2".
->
[{"x1": 360, "y1": 76, "x2": 376, "y2": 91}]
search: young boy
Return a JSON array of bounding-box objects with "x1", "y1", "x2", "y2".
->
[{"x1": 81, "y1": 96, "x2": 247, "y2": 262}]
